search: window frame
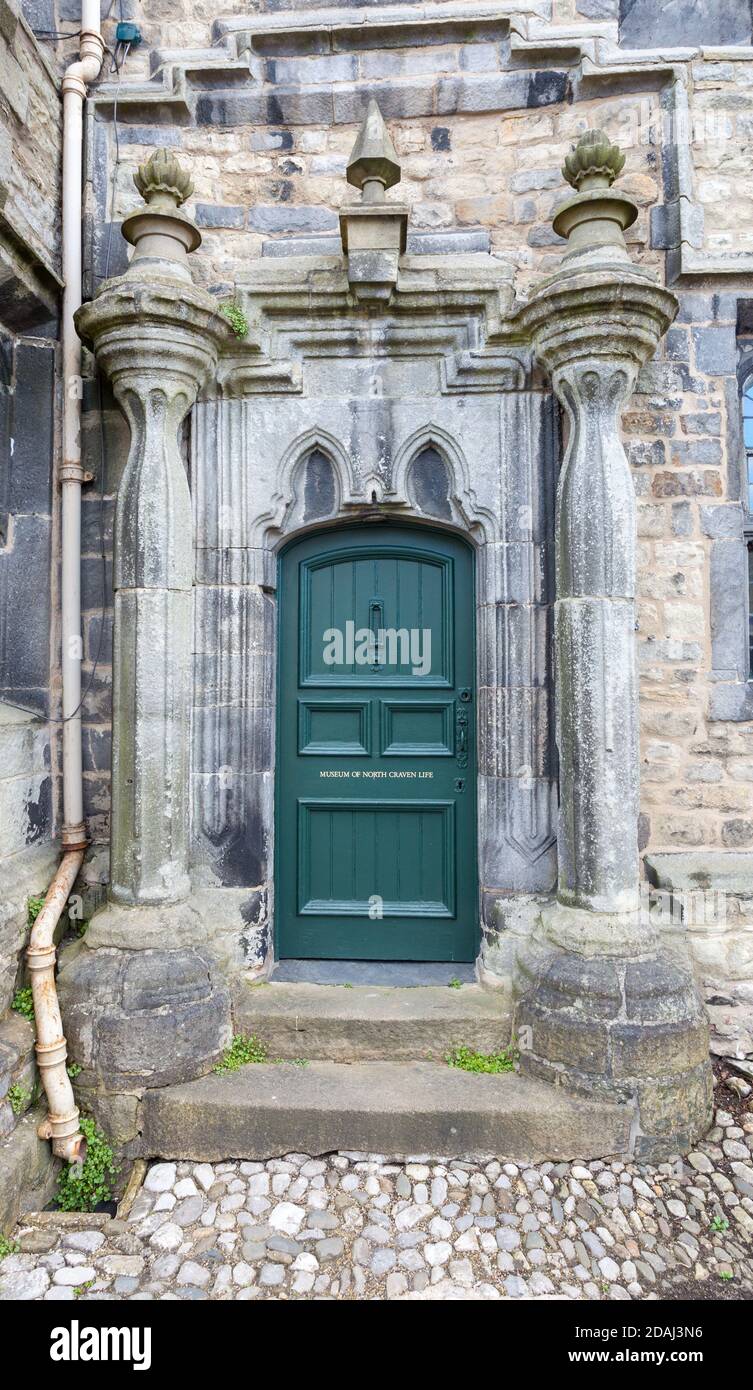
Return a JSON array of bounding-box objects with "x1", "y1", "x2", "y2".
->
[{"x1": 740, "y1": 364, "x2": 753, "y2": 677}]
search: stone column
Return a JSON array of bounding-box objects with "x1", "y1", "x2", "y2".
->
[
  {"x1": 515, "y1": 133, "x2": 712, "y2": 1157},
  {"x1": 57, "y1": 153, "x2": 231, "y2": 1141}
]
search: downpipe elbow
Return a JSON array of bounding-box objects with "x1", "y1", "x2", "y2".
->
[{"x1": 53, "y1": 1131, "x2": 88, "y2": 1166}]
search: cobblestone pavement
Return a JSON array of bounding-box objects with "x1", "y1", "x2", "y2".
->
[{"x1": 2, "y1": 1093, "x2": 753, "y2": 1302}]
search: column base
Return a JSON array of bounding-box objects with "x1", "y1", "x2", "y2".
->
[
  {"x1": 57, "y1": 900, "x2": 232, "y2": 1100},
  {"x1": 514, "y1": 902, "x2": 713, "y2": 1160}
]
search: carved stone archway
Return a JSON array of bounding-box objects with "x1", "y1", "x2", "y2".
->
[{"x1": 60, "y1": 129, "x2": 711, "y2": 1159}]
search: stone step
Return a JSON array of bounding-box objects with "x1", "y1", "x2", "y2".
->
[
  {"x1": 232, "y1": 981, "x2": 507, "y2": 1061},
  {"x1": 142, "y1": 1062, "x2": 631, "y2": 1163}
]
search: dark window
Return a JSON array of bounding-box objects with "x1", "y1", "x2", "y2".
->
[
  {"x1": 743, "y1": 376, "x2": 753, "y2": 516},
  {"x1": 744, "y1": 377, "x2": 753, "y2": 675}
]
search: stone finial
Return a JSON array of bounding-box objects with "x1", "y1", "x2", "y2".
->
[
  {"x1": 347, "y1": 99, "x2": 401, "y2": 204},
  {"x1": 122, "y1": 148, "x2": 200, "y2": 272},
  {"x1": 133, "y1": 148, "x2": 194, "y2": 211},
  {"x1": 562, "y1": 129, "x2": 625, "y2": 193}
]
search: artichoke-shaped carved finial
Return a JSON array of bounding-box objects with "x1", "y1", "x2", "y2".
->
[
  {"x1": 133, "y1": 148, "x2": 194, "y2": 210},
  {"x1": 562, "y1": 129, "x2": 625, "y2": 192},
  {"x1": 347, "y1": 99, "x2": 401, "y2": 202}
]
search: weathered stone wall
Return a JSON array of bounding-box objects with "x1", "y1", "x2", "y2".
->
[
  {"x1": 0, "y1": 0, "x2": 60, "y2": 1165},
  {"x1": 24, "y1": 2, "x2": 753, "y2": 988}
]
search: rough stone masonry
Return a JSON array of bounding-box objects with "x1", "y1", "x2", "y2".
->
[{"x1": 0, "y1": 0, "x2": 753, "y2": 1208}]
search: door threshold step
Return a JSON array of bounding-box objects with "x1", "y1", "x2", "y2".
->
[
  {"x1": 141, "y1": 1061, "x2": 631, "y2": 1163},
  {"x1": 233, "y1": 980, "x2": 508, "y2": 1061},
  {"x1": 271, "y1": 960, "x2": 477, "y2": 986}
]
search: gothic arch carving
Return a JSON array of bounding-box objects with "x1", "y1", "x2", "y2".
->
[
  {"x1": 392, "y1": 424, "x2": 498, "y2": 544},
  {"x1": 254, "y1": 427, "x2": 350, "y2": 548}
]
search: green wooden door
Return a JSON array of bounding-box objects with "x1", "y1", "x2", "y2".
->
[{"x1": 276, "y1": 525, "x2": 477, "y2": 961}]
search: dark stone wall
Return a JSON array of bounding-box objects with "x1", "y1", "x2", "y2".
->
[
  {"x1": 620, "y1": 0, "x2": 753, "y2": 49},
  {"x1": 0, "y1": 333, "x2": 55, "y2": 720}
]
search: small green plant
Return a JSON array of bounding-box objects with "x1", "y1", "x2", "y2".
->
[
  {"x1": 219, "y1": 301, "x2": 248, "y2": 340},
  {"x1": 8, "y1": 1083, "x2": 31, "y2": 1116},
  {"x1": 445, "y1": 1044, "x2": 518, "y2": 1075},
  {"x1": 214, "y1": 1033, "x2": 267, "y2": 1075},
  {"x1": 27, "y1": 894, "x2": 46, "y2": 925},
  {"x1": 73, "y1": 1280, "x2": 95, "y2": 1298},
  {"x1": 448, "y1": 977, "x2": 462, "y2": 990},
  {"x1": 711, "y1": 1215, "x2": 729, "y2": 1233},
  {"x1": 56, "y1": 1116, "x2": 119, "y2": 1213},
  {"x1": 67, "y1": 1062, "x2": 82, "y2": 1080},
  {"x1": 719, "y1": 1270, "x2": 734, "y2": 1282},
  {"x1": 341, "y1": 982, "x2": 353, "y2": 989},
  {"x1": 11, "y1": 987, "x2": 34, "y2": 1024},
  {"x1": 0, "y1": 1235, "x2": 19, "y2": 1259},
  {"x1": 75, "y1": 919, "x2": 89, "y2": 939}
]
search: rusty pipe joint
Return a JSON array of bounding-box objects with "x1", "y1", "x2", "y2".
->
[{"x1": 26, "y1": 849, "x2": 86, "y2": 1165}]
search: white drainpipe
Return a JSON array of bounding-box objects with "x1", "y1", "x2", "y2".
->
[
  {"x1": 27, "y1": 3, "x2": 105, "y2": 1164},
  {"x1": 60, "y1": 0, "x2": 104, "y2": 848}
]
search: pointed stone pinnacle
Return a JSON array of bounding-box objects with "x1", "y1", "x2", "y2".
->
[{"x1": 346, "y1": 99, "x2": 401, "y2": 200}]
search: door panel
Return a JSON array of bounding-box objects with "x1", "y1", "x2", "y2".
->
[
  {"x1": 277, "y1": 524, "x2": 477, "y2": 961},
  {"x1": 379, "y1": 700, "x2": 454, "y2": 756}
]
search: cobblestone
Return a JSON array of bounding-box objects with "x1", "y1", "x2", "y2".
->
[{"x1": 2, "y1": 1097, "x2": 752, "y2": 1301}]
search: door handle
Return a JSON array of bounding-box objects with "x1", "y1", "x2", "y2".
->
[
  {"x1": 456, "y1": 702, "x2": 468, "y2": 769},
  {"x1": 369, "y1": 598, "x2": 383, "y2": 670}
]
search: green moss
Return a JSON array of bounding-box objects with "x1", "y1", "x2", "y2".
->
[
  {"x1": 219, "y1": 301, "x2": 249, "y2": 340},
  {"x1": 8, "y1": 1083, "x2": 31, "y2": 1116},
  {"x1": 56, "y1": 1116, "x2": 119, "y2": 1213},
  {"x1": 11, "y1": 988, "x2": 34, "y2": 1024},
  {"x1": 214, "y1": 1033, "x2": 268, "y2": 1074},
  {"x1": 0, "y1": 1236, "x2": 19, "y2": 1259},
  {"x1": 27, "y1": 895, "x2": 46, "y2": 925},
  {"x1": 445, "y1": 1044, "x2": 517, "y2": 1075}
]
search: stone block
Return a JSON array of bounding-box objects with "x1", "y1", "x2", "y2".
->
[
  {"x1": 58, "y1": 932, "x2": 232, "y2": 1091},
  {"x1": 117, "y1": 125, "x2": 182, "y2": 148},
  {"x1": 196, "y1": 90, "x2": 334, "y2": 127},
  {"x1": 0, "y1": 1105, "x2": 58, "y2": 1235},
  {"x1": 261, "y1": 235, "x2": 341, "y2": 258},
  {"x1": 700, "y1": 504, "x2": 744, "y2": 539},
  {"x1": 611, "y1": 1019, "x2": 709, "y2": 1079},
  {"x1": 634, "y1": 1063, "x2": 713, "y2": 1160},
  {"x1": 248, "y1": 205, "x2": 338, "y2": 235},
  {"x1": 407, "y1": 229, "x2": 490, "y2": 255},
  {"x1": 194, "y1": 204, "x2": 245, "y2": 229},
  {"x1": 624, "y1": 956, "x2": 707, "y2": 1025},
  {"x1": 709, "y1": 683, "x2": 753, "y2": 722},
  {"x1": 10, "y1": 342, "x2": 54, "y2": 515},
  {"x1": 333, "y1": 82, "x2": 434, "y2": 123},
  {"x1": 535, "y1": 952, "x2": 623, "y2": 1021},
  {"x1": 692, "y1": 324, "x2": 737, "y2": 376},
  {"x1": 577, "y1": 0, "x2": 618, "y2": 15},
  {"x1": 269, "y1": 54, "x2": 357, "y2": 85},
  {"x1": 0, "y1": 514, "x2": 51, "y2": 705},
  {"x1": 516, "y1": 1000, "x2": 610, "y2": 1072},
  {"x1": 620, "y1": 0, "x2": 751, "y2": 49},
  {"x1": 710, "y1": 537, "x2": 748, "y2": 677},
  {"x1": 645, "y1": 849, "x2": 753, "y2": 896}
]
